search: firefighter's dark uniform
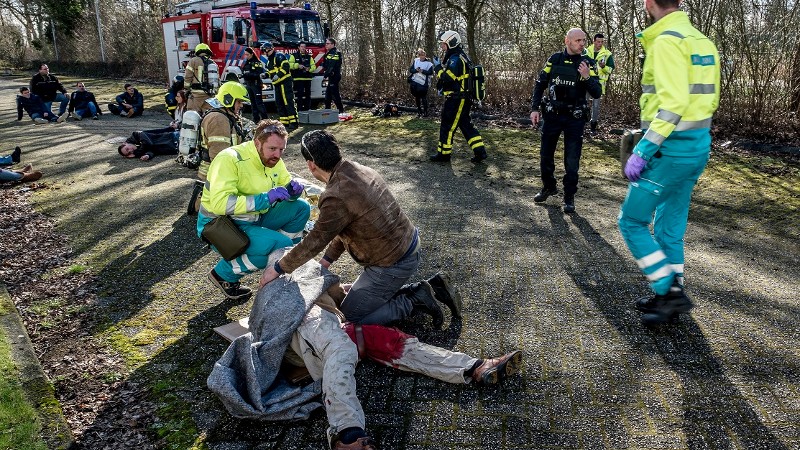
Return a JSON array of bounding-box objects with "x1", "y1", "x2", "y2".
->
[
  {"x1": 242, "y1": 54, "x2": 267, "y2": 123},
  {"x1": 262, "y1": 52, "x2": 298, "y2": 128},
  {"x1": 433, "y1": 47, "x2": 486, "y2": 162},
  {"x1": 291, "y1": 51, "x2": 316, "y2": 111},
  {"x1": 322, "y1": 46, "x2": 344, "y2": 113},
  {"x1": 185, "y1": 54, "x2": 214, "y2": 113},
  {"x1": 530, "y1": 50, "x2": 601, "y2": 203}
]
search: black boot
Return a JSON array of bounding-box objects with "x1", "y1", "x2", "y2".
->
[
  {"x1": 408, "y1": 281, "x2": 444, "y2": 329},
  {"x1": 636, "y1": 284, "x2": 694, "y2": 324},
  {"x1": 426, "y1": 272, "x2": 462, "y2": 318},
  {"x1": 430, "y1": 152, "x2": 451, "y2": 163},
  {"x1": 11, "y1": 146, "x2": 21, "y2": 164},
  {"x1": 470, "y1": 148, "x2": 487, "y2": 164},
  {"x1": 533, "y1": 187, "x2": 558, "y2": 203},
  {"x1": 187, "y1": 180, "x2": 204, "y2": 216}
]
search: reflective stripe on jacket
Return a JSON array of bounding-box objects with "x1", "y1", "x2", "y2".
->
[
  {"x1": 635, "y1": 11, "x2": 720, "y2": 159},
  {"x1": 584, "y1": 45, "x2": 614, "y2": 93},
  {"x1": 201, "y1": 140, "x2": 292, "y2": 222}
]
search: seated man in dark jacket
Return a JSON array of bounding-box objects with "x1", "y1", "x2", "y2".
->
[
  {"x1": 16, "y1": 87, "x2": 57, "y2": 123},
  {"x1": 109, "y1": 83, "x2": 144, "y2": 117},
  {"x1": 117, "y1": 128, "x2": 178, "y2": 161},
  {"x1": 68, "y1": 82, "x2": 102, "y2": 120}
]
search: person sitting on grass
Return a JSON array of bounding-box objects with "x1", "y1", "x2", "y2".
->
[
  {"x1": 68, "y1": 82, "x2": 102, "y2": 120},
  {"x1": 117, "y1": 128, "x2": 179, "y2": 161},
  {"x1": 16, "y1": 87, "x2": 57, "y2": 124},
  {"x1": 108, "y1": 83, "x2": 144, "y2": 118},
  {"x1": 0, "y1": 148, "x2": 41, "y2": 183}
]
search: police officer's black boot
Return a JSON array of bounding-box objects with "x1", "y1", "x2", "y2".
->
[
  {"x1": 408, "y1": 281, "x2": 444, "y2": 329},
  {"x1": 563, "y1": 195, "x2": 575, "y2": 213},
  {"x1": 636, "y1": 283, "x2": 694, "y2": 325},
  {"x1": 533, "y1": 187, "x2": 558, "y2": 203},
  {"x1": 590, "y1": 121, "x2": 598, "y2": 135},
  {"x1": 430, "y1": 152, "x2": 451, "y2": 163}
]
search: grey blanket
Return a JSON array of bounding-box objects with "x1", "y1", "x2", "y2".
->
[{"x1": 207, "y1": 260, "x2": 340, "y2": 420}]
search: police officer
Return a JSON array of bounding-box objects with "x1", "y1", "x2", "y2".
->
[
  {"x1": 430, "y1": 30, "x2": 487, "y2": 164},
  {"x1": 291, "y1": 43, "x2": 316, "y2": 112},
  {"x1": 241, "y1": 47, "x2": 268, "y2": 123},
  {"x1": 185, "y1": 43, "x2": 215, "y2": 113},
  {"x1": 322, "y1": 38, "x2": 344, "y2": 114},
  {"x1": 187, "y1": 82, "x2": 250, "y2": 216},
  {"x1": 530, "y1": 28, "x2": 601, "y2": 213},
  {"x1": 261, "y1": 42, "x2": 299, "y2": 130},
  {"x1": 619, "y1": 0, "x2": 720, "y2": 324}
]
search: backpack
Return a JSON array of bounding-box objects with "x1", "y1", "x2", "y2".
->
[{"x1": 462, "y1": 52, "x2": 486, "y2": 102}]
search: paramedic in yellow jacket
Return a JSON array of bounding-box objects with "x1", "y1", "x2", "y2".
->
[
  {"x1": 197, "y1": 119, "x2": 311, "y2": 300},
  {"x1": 584, "y1": 33, "x2": 615, "y2": 134},
  {"x1": 185, "y1": 43, "x2": 215, "y2": 113},
  {"x1": 619, "y1": 0, "x2": 720, "y2": 325}
]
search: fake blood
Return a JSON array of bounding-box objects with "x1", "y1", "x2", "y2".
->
[{"x1": 343, "y1": 323, "x2": 409, "y2": 363}]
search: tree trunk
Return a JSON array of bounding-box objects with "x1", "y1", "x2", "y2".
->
[
  {"x1": 371, "y1": 0, "x2": 386, "y2": 86},
  {"x1": 424, "y1": 0, "x2": 438, "y2": 56}
]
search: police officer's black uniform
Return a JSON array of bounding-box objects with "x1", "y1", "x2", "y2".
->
[
  {"x1": 242, "y1": 52, "x2": 267, "y2": 123},
  {"x1": 432, "y1": 46, "x2": 486, "y2": 163},
  {"x1": 531, "y1": 50, "x2": 601, "y2": 208}
]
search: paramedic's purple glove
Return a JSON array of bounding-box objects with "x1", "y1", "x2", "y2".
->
[
  {"x1": 267, "y1": 186, "x2": 291, "y2": 204},
  {"x1": 288, "y1": 179, "x2": 304, "y2": 197},
  {"x1": 624, "y1": 154, "x2": 648, "y2": 182}
]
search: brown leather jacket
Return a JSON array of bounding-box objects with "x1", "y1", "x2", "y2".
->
[{"x1": 278, "y1": 160, "x2": 415, "y2": 274}]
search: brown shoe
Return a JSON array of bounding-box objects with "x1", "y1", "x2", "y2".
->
[
  {"x1": 19, "y1": 171, "x2": 42, "y2": 182},
  {"x1": 333, "y1": 437, "x2": 378, "y2": 449},
  {"x1": 472, "y1": 350, "x2": 523, "y2": 385},
  {"x1": 126, "y1": 108, "x2": 135, "y2": 118}
]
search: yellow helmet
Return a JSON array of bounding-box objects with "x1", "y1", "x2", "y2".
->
[
  {"x1": 216, "y1": 82, "x2": 249, "y2": 108},
  {"x1": 194, "y1": 43, "x2": 212, "y2": 55}
]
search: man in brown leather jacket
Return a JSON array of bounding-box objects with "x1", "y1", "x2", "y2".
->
[{"x1": 260, "y1": 130, "x2": 461, "y2": 328}]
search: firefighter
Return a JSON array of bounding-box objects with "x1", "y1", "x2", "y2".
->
[
  {"x1": 530, "y1": 28, "x2": 602, "y2": 213},
  {"x1": 291, "y1": 43, "x2": 316, "y2": 112},
  {"x1": 261, "y1": 42, "x2": 299, "y2": 130},
  {"x1": 619, "y1": 0, "x2": 720, "y2": 324},
  {"x1": 584, "y1": 33, "x2": 615, "y2": 134},
  {"x1": 185, "y1": 43, "x2": 215, "y2": 113},
  {"x1": 187, "y1": 82, "x2": 250, "y2": 216},
  {"x1": 241, "y1": 47, "x2": 268, "y2": 123},
  {"x1": 430, "y1": 30, "x2": 487, "y2": 164},
  {"x1": 322, "y1": 38, "x2": 344, "y2": 114}
]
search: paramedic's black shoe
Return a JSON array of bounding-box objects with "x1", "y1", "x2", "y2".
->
[
  {"x1": 637, "y1": 285, "x2": 693, "y2": 324},
  {"x1": 208, "y1": 269, "x2": 252, "y2": 300}
]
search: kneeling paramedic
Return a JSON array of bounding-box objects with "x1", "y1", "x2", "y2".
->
[{"x1": 197, "y1": 119, "x2": 311, "y2": 300}]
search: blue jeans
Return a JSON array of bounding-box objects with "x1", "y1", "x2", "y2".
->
[
  {"x1": 44, "y1": 93, "x2": 69, "y2": 116},
  {"x1": 339, "y1": 235, "x2": 422, "y2": 325},
  {"x1": 0, "y1": 169, "x2": 22, "y2": 182},
  {"x1": 74, "y1": 103, "x2": 98, "y2": 118},
  {"x1": 0, "y1": 155, "x2": 12, "y2": 165}
]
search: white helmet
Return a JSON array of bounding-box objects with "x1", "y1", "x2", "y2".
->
[{"x1": 439, "y1": 30, "x2": 461, "y2": 49}]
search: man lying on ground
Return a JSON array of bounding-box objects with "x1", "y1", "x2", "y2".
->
[{"x1": 117, "y1": 127, "x2": 179, "y2": 161}]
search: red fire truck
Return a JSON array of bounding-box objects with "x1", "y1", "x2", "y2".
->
[{"x1": 160, "y1": 0, "x2": 328, "y2": 104}]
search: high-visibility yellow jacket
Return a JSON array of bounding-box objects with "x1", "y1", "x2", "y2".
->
[
  {"x1": 584, "y1": 45, "x2": 614, "y2": 94},
  {"x1": 200, "y1": 140, "x2": 292, "y2": 223},
  {"x1": 634, "y1": 11, "x2": 720, "y2": 160}
]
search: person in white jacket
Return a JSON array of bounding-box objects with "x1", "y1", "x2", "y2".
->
[{"x1": 408, "y1": 49, "x2": 435, "y2": 117}]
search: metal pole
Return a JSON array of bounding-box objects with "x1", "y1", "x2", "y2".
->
[
  {"x1": 51, "y1": 19, "x2": 59, "y2": 61},
  {"x1": 94, "y1": 0, "x2": 106, "y2": 62}
]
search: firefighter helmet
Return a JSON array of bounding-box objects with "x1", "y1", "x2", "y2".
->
[
  {"x1": 216, "y1": 82, "x2": 250, "y2": 108},
  {"x1": 195, "y1": 43, "x2": 212, "y2": 56},
  {"x1": 438, "y1": 30, "x2": 461, "y2": 49},
  {"x1": 261, "y1": 42, "x2": 274, "y2": 51}
]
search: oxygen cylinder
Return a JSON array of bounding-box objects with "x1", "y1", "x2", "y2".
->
[
  {"x1": 179, "y1": 110, "x2": 202, "y2": 155},
  {"x1": 206, "y1": 60, "x2": 220, "y2": 93}
]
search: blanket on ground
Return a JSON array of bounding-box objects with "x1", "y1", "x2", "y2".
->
[{"x1": 207, "y1": 260, "x2": 340, "y2": 420}]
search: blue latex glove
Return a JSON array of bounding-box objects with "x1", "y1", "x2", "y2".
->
[
  {"x1": 432, "y1": 56, "x2": 440, "y2": 66},
  {"x1": 267, "y1": 186, "x2": 290, "y2": 205},
  {"x1": 624, "y1": 154, "x2": 648, "y2": 182},
  {"x1": 288, "y1": 179, "x2": 304, "y2": 197}
]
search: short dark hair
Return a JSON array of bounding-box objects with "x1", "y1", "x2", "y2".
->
[
  {"x1": 39, "y1": 63, "x2": 48, "y2": 70},
  {"x1": 594, "y1": 33, "x2": 604, "y2": 40},
  {"x1": 326, "y1": 38, "x2": 337, "y2": 46},
  {"x1": 652, "y1": 0, "x2": 680, "y2": 8},
  {"x1": 19, "y1": 87, "x2": 29, "y2": 93},
  {"x1": 244, "y1": 47, "x2": 254, "y2": 55},
  {"x1": 300, "y1": 130, "x2": 341, "y2": 171},
  {"x1": 124, "y1": 83, "x2": 133, "y2": 90},
  {"x1": 117, "y1": 144, "x2": 127, "y2": 155}
]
